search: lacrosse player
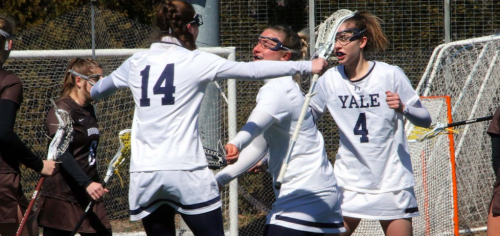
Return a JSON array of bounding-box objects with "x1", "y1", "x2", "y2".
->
[
  {"x1": 37, "y1": 58, "x2": 111, "y2": 236},
  {"x1": 309, "y1": 11, "x2": 432, "y2": 236},
  {"x1": 0, "y1": 16, "x2": 56, "y2": 236},
  {"x1": 216, "y1": 26, "x2": 345, "y2": 236},
  {"x1": 89, "y1": 0, "x2": 327, "y2": 235},
  {"x1": 487, "y1": 106, "x2": 500, "y2": 236}
]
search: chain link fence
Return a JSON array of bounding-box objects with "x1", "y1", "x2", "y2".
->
[{"x1": 8, "y1": 1, "x2": 500, "y2": 235}]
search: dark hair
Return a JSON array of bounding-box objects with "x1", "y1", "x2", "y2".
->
[
  {"x1": 155, "y1": 0, "x2": 197, "y2": 50},
  {"x1": 0, "y1": 16, "x2": 14, "y2": 65},
  {"x1": 61, "y1": 58, "x2": 102, "y2": 97},
  {"x1": 343, "y1": 11, "x2": 389, "y2": 53},
  {"x1": 267, "y1": 25, "x2": 308, "y2": 61}
]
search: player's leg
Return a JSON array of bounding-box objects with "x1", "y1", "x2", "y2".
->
[
  {"x1": 180, "y1": 208, "x2": 224, "y2": 236},
  {"x1": 487, "y1": 205, "x2": 500, "y2": 236},
  {"x1": 379, "y1": 218, "x2": 412, "y2": 236},
  {"x1": 141, "y1": 204, "x2": 176, "y2": 236},
  {"x1": 487, "y1": 179, "x2": 500, "y2": 236},
  {"x1": 339, "y1": 216, "x2": 361, "y2": 236},
  {"x1": 0, "y1": 173, "x2": 37, "y2": 236}
]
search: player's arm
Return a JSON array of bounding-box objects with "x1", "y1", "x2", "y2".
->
[
  {"x1": 491, "y1": 134, "x2": 500, "y2": 179},
  {"x1": 309, "y1": 74, "x2": 329, "y2": 123},
  {"x1": 91, "y1": 58, "x2": 131, "y2": 101},
  {"x1": 386, "y1": 91, "x2": 432, "y2": 128},
  {"x1": 0, "y1": 99, "x2": 45, "y2": 172},
  {"x1": 214, "y1": 58, "x2": 327, "y2": 80},
  {"x1": 216, "y1": 135, "x2": 268, "y2": 187},
  {"x1": 387, "y1": 67, "x2": 432, "y2": 128}
]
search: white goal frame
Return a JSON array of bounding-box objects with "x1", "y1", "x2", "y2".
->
[{"x1": 10, "y1": 47, "x2": 239, "y2": 236}]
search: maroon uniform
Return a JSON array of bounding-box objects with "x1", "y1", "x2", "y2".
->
[
  {"x1": 487, "y1": 106, "x2": 500, "y2": 216},
  {"x1": 0, "y1": 68, "x2": 42, "y2": 223},
  {"x1": 37, "y1": 97, "x2": 111, "y2": 233}
]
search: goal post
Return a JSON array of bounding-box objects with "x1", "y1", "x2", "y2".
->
[
  {"x1": 8, "y1": 47, "x2": 238, "y2": 235},
  {"x1": 414, "y1": 34, "x2": 500, "y2": 234},
  {"x1": 354, "y1": 34, "x2": 500, "y2": 236}
]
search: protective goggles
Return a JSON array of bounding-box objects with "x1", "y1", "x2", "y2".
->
[
  {"x1": 257, "y1": 36, "x2": 291, "y2": 51},
  {"x1": 0, "y1": 28, "x2": 14, "y2": 51},
  {"x1": 68, "y1": 69, "x2": 102, "y2": 86},
  {"x1": 335, "y1": 28, "x2": 366, "y2": 46},
  {"x1": 187, "y1": 14, "x2": 203, "y2": 26}
]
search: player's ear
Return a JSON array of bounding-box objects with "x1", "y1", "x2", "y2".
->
[
  {"x1": 280, "y1": 51, "x2": 291, "y2": 61},
  {"x1": 359, "y1": 36, "x2": 368, "y2": 49},
  {"x1": 75, "y1": 76, "x2": 83, "y2": 88}
]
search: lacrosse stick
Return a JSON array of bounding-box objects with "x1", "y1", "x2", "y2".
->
[
  {"x1": 205, "y1": 139, "x2": 227, "y2": 170},
  {"x1": 69, "y1": 129, "x2": 131, "y2": 236},
  {"x1": 16, "y1": 99, "x2": 74, "y2": 236},
  {"x1": 274, "y1": 9, "x2": 355, "y2": 190},
  {"x1": 408, "y1": 115, "x2": 493, "y2": 142}
]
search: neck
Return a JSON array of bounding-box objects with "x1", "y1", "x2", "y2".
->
[
  {"x1": 344, "y1": 58, "x2": 370, "y2": 82},
  {"x1": 69, "y1": 93, "x2": 87, "y2": 107}
]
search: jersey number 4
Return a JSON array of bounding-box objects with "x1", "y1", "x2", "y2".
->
[
  {"x1": 353, "y1": 113, "x2": 369, "y2": 143},
  {"x1": 140, "y1": 64, "x2": 176, "y2": 107}
]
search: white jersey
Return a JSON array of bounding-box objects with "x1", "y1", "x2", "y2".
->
[
  {"x1": 310, "y1": 61, "x2": 420, "y2": 193},
  {"x1": 100, "y1": 37, "x2": 313, "y2": 173},
  {"x1": 254, "y1": 76, "x2": 337, "y2": 196}
]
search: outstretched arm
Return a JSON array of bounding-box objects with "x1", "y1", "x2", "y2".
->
[
  {"x1": 91, "y1": 58, "x2": 131, "y2": 101},
  {"x1": 215, "y1": 58, "x2": 327, "y2": 80}
]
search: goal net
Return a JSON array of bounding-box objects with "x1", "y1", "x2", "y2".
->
[
  {"x1": 416, "y1": 34, "x2": 500, "y2": 234},
  {"x1": 351, "y1": 34, "x2": 500, "y2": 236},
  {"x1": 8, "y1": 47, "x2": 237, "y2": 236}
]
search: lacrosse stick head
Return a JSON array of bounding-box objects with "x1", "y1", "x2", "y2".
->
[
  {"x1": 205, "y1": 140, "x2": 227, "y2": 170},
  {"x1": 407, "y1": 122, "x2": 459, "y2": 142},
  {"x1": 104, "y1": 129, "x2": 132, "y2": 186},
  {"x1": 47, "y1": 99, "x2": 74, "y2": 161},
  {"x1": 314, "y1": 9, "x2": 355, "y2": 60}
]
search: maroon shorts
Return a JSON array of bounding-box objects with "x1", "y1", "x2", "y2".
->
[
  {"x1": 491, "y1": 179, "x2": 500, "y2": 216},
  {"x1": 0, "y1": 173, "x2": 29, "y2": 223}
]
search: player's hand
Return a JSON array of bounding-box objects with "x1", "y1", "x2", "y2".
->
[
  {"x1": 385, "y1": 91, "x2": 404, "y2": 113},
  {"x1": 225, "y1": 143, "x2": 240, "y2": 164},
  {"x1": 86, "y1": 182, "x2": 109, "y2": 201},
  {"x1": 311, "y1": 58, "x2": 328, "y2": 75},
  {"x1": 40, "y1": 160, "x2": 56, "y2": 176},
  {"x1": 248, "y1": 161, "x2": 267, "y2": 173},
  {"x1": 217, "y1": 182, "x2": 223, "y2": 193}
]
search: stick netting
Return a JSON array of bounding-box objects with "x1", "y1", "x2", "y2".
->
[
  {"x1": 416, "y1": 35, "x2": 500, "y2": 234},
  {"x1": 351, "y1": 98, "x2": 458, "y2": 236}
]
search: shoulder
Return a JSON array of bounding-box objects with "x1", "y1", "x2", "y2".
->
[
  {"x1": 53, "y1": 97, "x2": 75, "y2": 114},
  {"x1": 0, "y1": 69, "x2": 21, "y2": 88},
  {"x1": 373, "y1": 61, "x2": 406, "y2": 75}
]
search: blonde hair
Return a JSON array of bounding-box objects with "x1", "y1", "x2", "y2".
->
[
  {"x1": 344, "y1": 10, "x2": 389, "y2": 52},
  {"x1": 266, "y1": 25, "x2": 310, "y2": 86},
  {"x1": 60, "y1": 58, "x2": 102, "y2": 98}
]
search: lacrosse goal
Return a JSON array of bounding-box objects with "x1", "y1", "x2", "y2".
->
[
  {"x1": 8, "y1": 47, "x2": 238, "y2": 236},
  {"x1": 353, "y1": 34, "x2": 500, "y2": 236}
]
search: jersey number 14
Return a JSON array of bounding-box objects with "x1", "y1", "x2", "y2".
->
[
  {"x1": 139, "y1": 64, "x2": 176, "y2": 107},
  {"x1": 353, "y1": 113, "x2": 369, "y2": 143}
]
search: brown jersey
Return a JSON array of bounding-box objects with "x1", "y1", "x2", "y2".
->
[
  {"x1": 0, "y1": 68, "x2": 23, "y2": 174},
  {"x1": 41, "y1": 97, "x2": 101, "y2": 202},
  {"x1": 488, "y1": 107, "x2": 500, "y2": 136}
]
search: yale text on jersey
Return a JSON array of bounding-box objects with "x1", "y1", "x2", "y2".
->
[{"x1": 338, "y1": 94, "x2": 380, "y2": 108}]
